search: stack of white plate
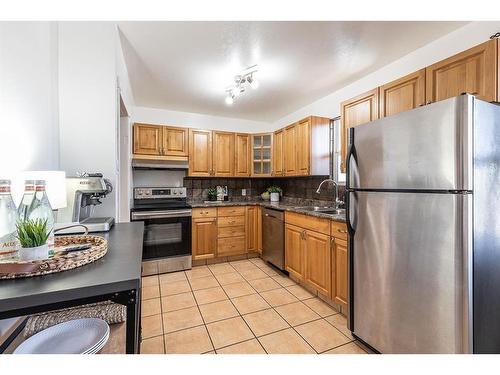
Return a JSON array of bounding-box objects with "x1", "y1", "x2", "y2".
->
[{"x1": 14, "y1": 318, "x2": 110, "y2": 354}]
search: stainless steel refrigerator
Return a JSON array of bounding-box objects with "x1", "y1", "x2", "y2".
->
[{"x1": 346, "y1": 94, "x2": 500, "y2": 354}]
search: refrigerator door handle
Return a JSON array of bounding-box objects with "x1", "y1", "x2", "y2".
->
[{"x1": 346, "y1": 127, "x2": 360, "y2": 191}]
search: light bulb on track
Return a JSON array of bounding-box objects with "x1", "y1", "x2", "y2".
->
[{"x1": 225, "y1": 94, "x2": 234, "y2": 105}]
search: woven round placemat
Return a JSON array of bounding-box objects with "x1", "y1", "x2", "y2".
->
[{"x1": 0, "y1": 235, "x2": 108, "y2": 279}]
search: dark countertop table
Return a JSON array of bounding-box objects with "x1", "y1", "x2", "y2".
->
[
  {"x1": 189, "y1": 200, "x2": 346, "y2": 222},
  {"x1": 0, "y1": 222, "x2": 144, "y2": 354}
]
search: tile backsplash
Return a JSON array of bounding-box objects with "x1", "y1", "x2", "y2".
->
[{"x1": 184, "y1": 176, "x2": 345, "y2": 205}]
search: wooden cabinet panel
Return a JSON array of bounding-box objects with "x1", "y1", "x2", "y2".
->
[
  {"x1": 273, "y1": 130, "x2": 284, "y2": 176},
  {"x1": 285, "y1": 224, "x2": 304, "y2": 280},
  {"x1": 133, "y1": 124, "x2": 162, "y2": 156},
  {"x1": 218, "y1": 225, "x2": 246, "y2": 238},
  {"x1": 246, "y1": 206, "x2": 258, "y2": 252},
  {"x1": 163, "y1": 127, "x2": 188, "y2": 156},
  {"x1": 217, "y1": 215, "x2": 245, "y2": 227},
  {"x1": 192, "y1": 217, "x2": 217, "y2": 260},
  {"x1": 284, "y1": 124, "x2": 297, "y2": 176},
  {"x1": 251, "y1": 133, "x2": 272, "y2": 176},
  {"x1": 304, "y1": 230, "x2": 331, "y2": 296},
  {"x1": 340, "y1": 88, "x2": 379, "y2": 172},
  {"x1": 213, "y1": 131, "x2": 235, "y2": 176},
  {"x1": 426, "y1": 39, "x2": 498, "y2": 104},
  {"x1": 379, "y1": 69, "x2": 426, "y2": 118},
  {"x1": 330, "y1": 220, "x2": 348, "y2": 241},
  {"x1": 217, "y1": 206, "x2": 246, "y2": 216},
  {"x1": 235, "y1": 133, "x2": 251, "y2": 176},
  {"x1": 296, "y1": 118, "x2": 310, "y2": 175},
  {"x1": 192, "y1": 208, "x2": 217, "y2": 219},
  {"x1": 285, "y1": 212, "x2": 330, "y2": 236},
  {"x1": 188, "y1": 129, "x2": 213, "y2": 176},
  {"x1": 332, "y1": 238, "x2": 348, "y2": 309},
  {"x1": 257, "y1": 206, "x2": 263, "y2": 253},
  {"x1": 218, "y1": 236, "x2": 246, "y2": 256}
]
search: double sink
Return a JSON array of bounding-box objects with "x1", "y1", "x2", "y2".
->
[{"x1": 293, "y1": 206, "x2": 346, "y2": 216}]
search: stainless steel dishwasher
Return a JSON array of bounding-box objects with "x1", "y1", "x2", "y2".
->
[{"x1": 262, "y1": 207, "x2": 285, "y2": 270}]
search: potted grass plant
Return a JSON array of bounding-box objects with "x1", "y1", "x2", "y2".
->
[
  {"x1": 207, "y1": 187, "x2": 217, "y2": 201},
  {"x1": 267, "y1": 186, "x2": 282, "y2": 202},
  {"x1": 16, "y1": 218, "x2": 50, "y2": 261}
]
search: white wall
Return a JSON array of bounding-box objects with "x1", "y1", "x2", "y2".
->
[
  {"x1": 58, "y1": 22, "x2": 118, "y2": 218},
  {"x1": 0, "y1": 22, "x2": 59, "y2": 175},
  {"x1": 132, "y1": 106, "x2": 272, "y2": 133},
  {"x1": 273, "y1": 21, "x2": 500, "y2": 128}
]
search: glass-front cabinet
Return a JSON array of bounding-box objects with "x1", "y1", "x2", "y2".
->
[{"x1": 252, "y1": 133, "x2": 272, "y2": 176}]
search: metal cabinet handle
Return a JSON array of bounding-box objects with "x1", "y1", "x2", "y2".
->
[{"x1": 336, "y1": 228, "x2": 348, "y2": 234}]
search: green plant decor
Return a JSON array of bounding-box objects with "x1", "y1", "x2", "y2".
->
[
  {"x1": 267, "y1": 186, "x2": 282, "y2": 194},
  {"x1": 16, "y1": 219, "x2": 49, "y2": 248},
  {"x1": 207, "y1": 187, "x2": 217, "y2": 197}
]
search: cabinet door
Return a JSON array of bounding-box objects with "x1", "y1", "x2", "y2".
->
[
  {"x1": 284, "y1": 124, "x2": 297, "y2": 176},
  {"x1": 332, "y1": 238, "x2": 348, "y2": 309},
  {"x1": 340, "y1": 88, "x2": 379, "y2": 172},
  {"x1": 426, "y1": 39, "x2": 498, "y2": 104},
  {"x1": 133, "y1": 124, "x2": 162, "y2": 156},
  {"x1": 304, "y1": 230, "x2": 331, "y2": 296},
  {"x1": 192, "y1": 218, "x2": 217, "y2": 260},
  {"x1": 246, "y1": 206, "x2": 258, "y2": 252},
  {"x1": 379, "y1": 69, "x2": 425, "y2": 118},
  {"x1": 257, "y1": 206, "x2": 262, "y2": 253},
  {"x1": 273, "y1": 130, "x2": 284, "y2": 176},
  {"x1": 235, "y1": 133, "x2": 251, "y2": 176},
  {"x1": 163, "y1": 126, "x2": 188, "y2": 156},
  {"x1": 188, "y1": 129, "x2": 213, "y2": 176},
  {"x1": 213, "y1": 131, "x2": 235, "y2": 176},
  {"x1": 285, "y1": 224, "x2": 304, "y2": 280},
  {"x1": 296, "y1": 118, "x2": 311, "y2": 175}
]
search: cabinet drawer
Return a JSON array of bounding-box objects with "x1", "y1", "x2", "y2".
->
[
  {"x1": 218, "y1": 215, "x2": 245, "y2": 227},
  {"x1": 192, "y1": 208, "x2": 217, "y2": 218},
  {"x1": 218, "y1": 236, "x2": 246, "y2": 255},
  {"x1": 330, "y1": 221, "x2": 348, "y2": 240},
  {"x1": 217, "y1": 206, "x2": 246, "y2": 216},
  {"x1": 218, "y1": 225, "x2": 246, "y2": 238},
  {"x1": 285, "y1": 212, "x2": 330, "y2": 235}
]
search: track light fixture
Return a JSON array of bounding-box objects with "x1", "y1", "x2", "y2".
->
[{"x1": 224, "y1": 65, "x2": 258, "y2": 105}]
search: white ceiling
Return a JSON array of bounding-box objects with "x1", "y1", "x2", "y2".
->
[{"x1": 118, "y1": 21, "x2": 467, "y2": 122}]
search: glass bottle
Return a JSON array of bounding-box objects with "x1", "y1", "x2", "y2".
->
[
  {"x1": 28, "y1": 180, "x2": 55, "y2": 258},
  {"x1": 17, "y1": 180, "x2": 35, "y2": 221},
  {"x1": 0, "y1": 180, "x2": 19, "y2": 262}
]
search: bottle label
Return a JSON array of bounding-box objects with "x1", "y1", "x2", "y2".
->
[
  {"x1": 0, "y1": 232, "x2": 19, "y2": 262},
  {"x1": 47, "y1": 230, "x2": 55, "y2": 258}
]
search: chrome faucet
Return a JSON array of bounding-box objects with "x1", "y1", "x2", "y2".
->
[{"x1": 316, "y1": 179, "x2": 343, "y2": 207}]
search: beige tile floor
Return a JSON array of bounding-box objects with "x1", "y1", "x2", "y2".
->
[{"x1": 140, "y1": 258, "x2": 369, "y2": 354}]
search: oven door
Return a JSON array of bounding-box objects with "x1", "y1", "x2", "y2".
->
[{"x1": 131, "y1": 209, "x2": 192, "y2": 261}]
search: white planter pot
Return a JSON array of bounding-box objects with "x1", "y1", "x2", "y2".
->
[
  {"x1": 270, "y1": 192, "x2": 280, "y2": 202},
  {"x1": 19, "y1": 244, "x2": 49, "y2": 261}
]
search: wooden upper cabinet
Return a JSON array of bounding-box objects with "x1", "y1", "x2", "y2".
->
[
  {"x1": 285, "y1": 224, "x2": 304, "y2": 280},
  {"x1": 332, "y1": 238, "x2": 348, "y2": 309},
  {"x1": 163, "y1": 127, "x2": 188, "y2": 157},
  {"x1": 379, "y1": 69, "x2": 426, "y2": 118},
  {"x1": 426, "y1": 39, "x2": 498, "y2": 104},
  {"x1": 188, "y1": 129, "x2": 213, "y2": 176},
  {"x1": 304, "y1": 230, "x2": 331, "y2": 297},
  {"x1": 234, "y1": 133, "x2": 251, "y2": 176},
  {"x1": 296, "y1": 118, "x2": 311, "y2": 175},
  {"x1": 340, "y1": 88, "x2": 379, "y2": 172},
  {"x1": 213, "y1": 131, "x2": 235, "y2": 176},
  {"x1": 273, "y1": 130, "x2": 284, "y2": 176},
  {"x1": 284, "y1": 124, "x2": 298, "y2": 176},
  {"x1": 133, "y1": 124, "x2": 162, "y2": 156}
]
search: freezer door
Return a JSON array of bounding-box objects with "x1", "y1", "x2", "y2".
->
[
  {"x1": 348, "y1": 95, "x2": 473, "y2": 191},
  {"x1": 350, "y1": 191, "x2": 472, "y2": 353}
]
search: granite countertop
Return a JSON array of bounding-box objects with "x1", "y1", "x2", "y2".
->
[{"x1": 189, "y1": 200, "x2": 346, "y2": 223}]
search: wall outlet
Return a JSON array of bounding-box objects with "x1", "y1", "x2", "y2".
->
[{"x1": 241, "y1": 189, "x2": 246, "y2": 196}]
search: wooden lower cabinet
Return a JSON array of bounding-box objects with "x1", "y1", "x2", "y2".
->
[
  {"x1": 246, "y1": 206, "x2": 259, "y2": 252},
  {"x1": 285, "y1": 224, "x2": 304, "y2": 280},
  {"x1": 332, "y1": 237, "x2": 348, "y2": 309},
  {"x1": 257, "y1": 206, "x2": 262, "y2": 253},
  {"x1": 303, "y1": 230, "x2": 331, "y2": 296},
  {"x1": 217, "y1": 207, "x2": 247, "y2": 257},
  {"x1": 192, "y1": 217, "x2": 217, "y2": 261}
]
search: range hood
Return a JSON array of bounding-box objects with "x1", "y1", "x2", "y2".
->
[{"x1": 132, "y1": 155, "x2": 189, "y2": 170}]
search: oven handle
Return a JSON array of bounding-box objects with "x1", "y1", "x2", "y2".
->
[{"x1": 131, "y1": 209, "x2": 192, "y2": 220}]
